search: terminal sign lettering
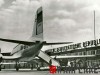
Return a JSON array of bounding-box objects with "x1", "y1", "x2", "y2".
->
[{"x1": 49, "y1": 39, "x2": 100, "y2": 53}]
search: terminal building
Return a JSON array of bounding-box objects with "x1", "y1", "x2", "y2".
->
[
  {"x1": 45, "y1": 38, "x2": 100, "y2": 67},
  {"x1": 1, "y1": 38, "x2": 100, "y2": 69}
]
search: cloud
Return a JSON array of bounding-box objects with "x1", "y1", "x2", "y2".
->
[
  {"x1": 1, "y1": 0, "x2": 100, "y2": 52},
  {"x1": 0, "y1": 0, "x2": 4, "y2": 7},
  {"x1": 0, "y1": 0, "x2": 40, "y2": 38},
  {"x1": 77, "y1": 28, "x2": 92, "y2": 34},
  {"x1": 0, "y1": 0, "x2": 41, "y2": 52},
  {"x1": 41, "y1": 0, "x2": 100, "y2": 43}
]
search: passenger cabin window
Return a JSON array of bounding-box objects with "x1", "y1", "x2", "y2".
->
[
  {"x1": 20, "y1": 45, "x2": 23, "y2": 50},
  {"x1": 22, "y1": 45, "x2": 29, "y2": 50}
]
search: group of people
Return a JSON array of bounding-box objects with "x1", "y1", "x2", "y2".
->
[{"x1": 56, "y1": 61, "x2": 100, "y2": 73}]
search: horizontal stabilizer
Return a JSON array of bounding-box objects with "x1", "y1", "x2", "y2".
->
[
  {"x1": 43, "y1": 41, "x2": 73, "y2": 45},
  {"x1": 0, "y1": 38, "x2": 35, "y2": 45}
]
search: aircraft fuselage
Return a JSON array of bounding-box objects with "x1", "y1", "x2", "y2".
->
[
  {"x1": 11, "y1": 42, "x2": 43, "y2": 60},
  {"x1": 22, "y1": 42, "x2": 43, "y2": 57}
]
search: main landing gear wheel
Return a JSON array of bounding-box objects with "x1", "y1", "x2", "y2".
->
[
  {"x1": 0, "y1": 57, "x2": 3, "y2": 71},
  {"x1": 0, "y1": 64, "x2": 1, "y2": 71},
  {"x1": 16, "y1": 67, "x2": 19, "y2": 71}
]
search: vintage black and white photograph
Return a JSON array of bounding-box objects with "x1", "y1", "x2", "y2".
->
[{"x1": 0, "y1": 0, "x2": 100, "y2": 75}]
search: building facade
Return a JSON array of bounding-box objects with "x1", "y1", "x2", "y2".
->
[{"x1": 45, "y1": 38, "x2": 100, "y2": 67}]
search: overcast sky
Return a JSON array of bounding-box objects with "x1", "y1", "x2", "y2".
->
[{"x1": 0, "y1": 0, "x2": 100, "y2": 52}]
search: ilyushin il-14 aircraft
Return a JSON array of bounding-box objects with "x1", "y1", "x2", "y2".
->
[{"x1": 0, "y1": 6, "x2": 73, "y2": 71}]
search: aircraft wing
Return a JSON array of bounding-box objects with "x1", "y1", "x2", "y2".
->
[
  {"x1": 0, "y1": 38, "x2": 36, "y2": 45},
  {"x1": 0, "y1": 56, "x2": 39, "y2": 65},
  {"x1": 0, "y1": 62, "x2": 27, "y2": 65},
  {"x1": 2, "y1": 55, "x2": 21, "y2": 60},
  {"x1": 43, "y1": 41, "x2": 73, "y2": 45},
  {"x1": 51, "y1": 55, "x2": 96, "y2": 59},
  {"x1": 0, "y1": 38, "x2": 72, "y2": 45}
]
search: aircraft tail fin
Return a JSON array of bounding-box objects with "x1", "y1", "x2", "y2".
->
[{"x1": 32, "y1": 7, "x2": 43, "y2": 41}]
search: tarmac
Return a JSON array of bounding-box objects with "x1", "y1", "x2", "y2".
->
[{"x1": 0, "y1": 69, "x2": 100, "y2": 75}]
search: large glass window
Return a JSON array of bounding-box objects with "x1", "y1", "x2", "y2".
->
[
  {"x1": 83, "y1": 51, "x2": 87, "y2": 55},
  {"x1": 87, "y1": 51, "x2": 91, "y2": 55},
  {"x1": 91, "y1": 50, "x2": 95, "y2": 55},
  {"x1": 96, "y1": 49, "x2": 100, "y2": 55}
]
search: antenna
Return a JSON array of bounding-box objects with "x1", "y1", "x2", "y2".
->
[{"x1": 94, "y1": 10, "x2": 96, "y2": 40}]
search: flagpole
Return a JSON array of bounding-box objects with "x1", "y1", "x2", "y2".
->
[{"x1": 94, "y1": 10, "x2": 96, "y2": 40}]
